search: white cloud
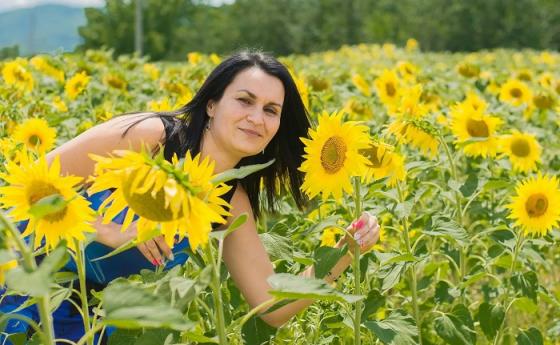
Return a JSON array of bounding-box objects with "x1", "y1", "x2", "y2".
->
[{"x1": 0, "y1": 0, "x2": 105, "y2": 13}]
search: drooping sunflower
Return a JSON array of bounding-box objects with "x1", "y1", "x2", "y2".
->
[
  {"x1": 361, "y1": 141, "x2": 406, "y2": 186},
  {"x1": 499, "y1": 131, "x2": 541, "y2": 173},
  {"x1": 374, "y1": 69, "x2": 400, "y2": 107},
  {"x1": 2, "y1": 59, "x2": 34, "y2": 92},
  {"x1": 0, "y1": 151, "x2": 95, "y2": 251},
  {"x1": 65, "y1": 71, "x2": 90, "y2": 100},
  {"x1": 499, "y1": 79, "x2": 532, "y2": 107},
  {"x1": 507, "y1": 174, "x2": 560, "y2": 236},
  {"x1": 299, "y1": 111, "x2": 372, "y2": 201},
  {"x1": 450, "y1": 107, "x2": 502, "y2": 158},
  {"x1": 12, "y1": 118, "x2": 57, "y2": 153},
  {"x1": 388, "y1": 119, "x2": 439, "y2": 158},
  {"x1": 87, "y1": 149, "x2": 231, "y2": 250}
]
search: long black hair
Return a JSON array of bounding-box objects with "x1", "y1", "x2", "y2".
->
[{"x1": 124, "y1": 49, "x2": 310, "y2": 217}]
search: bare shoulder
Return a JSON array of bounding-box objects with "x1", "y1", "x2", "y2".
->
[{"x1": 47, "y1": 113, "x2": 166, "y2": 180}]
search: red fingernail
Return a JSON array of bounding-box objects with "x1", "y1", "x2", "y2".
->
[
  {"x1": 151, "y1": 259, "x2": 157, "y2": 266},
  {"x1": 354, "y1": 219, "x2": 365, "y2": 229}
]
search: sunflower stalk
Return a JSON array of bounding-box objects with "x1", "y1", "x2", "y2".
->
[
  {"x1": 493, "y1": 232, "x2": 525, "y2": 345},
  {"x1": 74, "y1": 239, "x2": 94, "y2": 345},
  {"x1": 204, "y1": 240, "x2": 229, "y2": 345},
  {"x1": 396, "y1": 182, "x2": 423, "y2": 345},
  {"x1": 0, "y1": 212, "x2": 55, "y2": 345},
  {"x1": 352, "y1": 176, "x2": 363, "y2": 345},
  {"x1": 439, "y1": 135, "x2": 468, "y2": 291}
]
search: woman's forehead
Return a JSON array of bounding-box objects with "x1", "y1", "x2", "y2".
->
[{"x1": 227, "y1": 67, "x2": 284, "y2": 104}]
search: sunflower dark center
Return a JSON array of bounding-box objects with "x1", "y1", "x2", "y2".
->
[
  {"x1": 510, "y1": 88, "x2": 522, "y2": 99},
  {"x1": 385, "y1": 82, "x2": 396, "y2": 97},
  {"x1": 525, "y1": 193, "x2": 548, "y2": 218},
  {"x1": 28, "y1": 182, "x2": 67, "y2": 222},
  {"x1": 122, "y1": 170, "x2": 181, "y2": 222},
  {"x1": 28, "y1": 134, "x2": 41, "y2": 146},
  {"x1": 320, "y1": 136, "x2": 347, "y2": 174},
  {"x1": 510, "y1": 138, "x2": 531, "y2": 157},
  {"x1": 466, "y1": 119, "x2": 489, "y2": 137}
]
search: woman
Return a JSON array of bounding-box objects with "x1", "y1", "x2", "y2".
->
[{"x1": 0, "y1": 50, "x2": 380, "y2": 343}]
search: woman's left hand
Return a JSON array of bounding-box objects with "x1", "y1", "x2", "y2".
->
[{"x1": 338, "y1": 211, "x2": 381, "y2": 254}]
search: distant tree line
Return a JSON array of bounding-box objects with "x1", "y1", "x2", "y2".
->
[{"x1": 77, "y1": 0, "x2": 560, "y2": 60}]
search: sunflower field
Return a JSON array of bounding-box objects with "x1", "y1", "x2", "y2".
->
[{"x1": 1, "y1": 41, "x2": 560, "y2": 345}]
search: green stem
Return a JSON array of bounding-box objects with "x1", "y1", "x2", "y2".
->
[
  {"x1": 439, "y1": 136, "x2": 468, "y2": 288},
  {"x1": 0, "y1": 212, "x2": 55, "y2": 345},
  {"x1": 353, "y1": 176, "x2": 362, "y2": 345},
  {"x1": 493, "y1": 232, "x2": 525, "y2": 345},
  {"x1": 75, "y1": 240, "x2": 93, "y2": 345},
  {"x1": 204, "y1": 242, "x2": 228, "y2": 345},
  {"x1": 396, "y1": 183, "x2": 423, "y2": 345}
]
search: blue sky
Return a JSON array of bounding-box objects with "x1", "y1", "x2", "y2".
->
[
  {"x1": 0, "y1": 0, "x2": 104, "y2": 12},
  {"x1": 0, "y1": 0, "x2": 234, "y2": 12}
]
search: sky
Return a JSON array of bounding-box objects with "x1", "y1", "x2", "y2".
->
[
  {"x1": 0, "y1": 0, "x2": 104, "y2": 12},
  {"x1": 0, "y1": 0, "x2": 233, "y2": 12}
]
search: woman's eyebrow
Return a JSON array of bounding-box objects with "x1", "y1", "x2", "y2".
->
[{"x1": 236, "y1": 89, "x2": 282, "y2": 108}]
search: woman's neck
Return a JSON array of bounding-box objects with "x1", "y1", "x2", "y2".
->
[{"x1": 199, "y1": 130, "x2": 241, "y2": 174}]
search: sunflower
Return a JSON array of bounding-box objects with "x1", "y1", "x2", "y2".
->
[
  {"x1": 65, "y1": 71, "x2": 90, "y2": 100},
  {"x1": 405, "y1": 38, "x2": 419, "y2": 52},
  {"x1": 103, "y1": 73, "x2": 127, "y2": 91},
  {"x1": 389, "y1": 84, "x2": 429, "y2": 118},
  {"x1": 148, "y1": 97, "x2": 174, "y2": 112},
  {"x1": 320, "y1": 227, "x2": 344, "y2": 247},
  {"x1": 143, "y1": 63, "x2": 160, "y2": 80},
  {"x1": 2, "y1": 59, "x2": 34, "y2": 92},
  {"x1": 352, "y1": 74, "x2": 372, "y2": 97},
  {"x1": 87, "y1": 149, "x2": 231, "y2": 250},
  {"x1": 30, "y1": 55, "x2": 64, "y2": 83},
  {"x1": 450, "y1": 107, "x2": 502, "y2": 158},
  {"x1": 461, "y1": 91, "x2": 488, "y2": 114},
  {"x1": 388, "y1": 119, "x2": 439, "y2": 158},
  {"x1": 52, "y1": 96, "x2": 68, "y2": 112},
  {"x1": 396, "y1": 61, "x2": 418, "y2": 82},
  {"x1": 374, "y1": 70, "x2": 400, "y2": 107},
  {"x1": 361, "y1": 141, "x2": 406, "y2": 186},
  {"x1": 12, "y1": 118, "x2": 57, "y2": 153},
  {"x1": 499, "y1": 131, "x2": 541, "y2": 173},
  {"x1": 507, "y1": 174, "x2": 560, "y2": 236},
  {"x1": 299, "y1": 111, "x2": 371, "y2": 201},
  {"x1": 499, "y1": 79, "x2": 532, "y2": 107},
  {"x1": 0, "y1": 152, "x2": 95, "y2": 251}
]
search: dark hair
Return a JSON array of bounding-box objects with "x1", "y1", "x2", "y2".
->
[{"x1": 124, "y1": 49, "x2": 310, "y2": 217}]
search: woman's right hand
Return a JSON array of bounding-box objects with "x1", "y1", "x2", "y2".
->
[{"x1": 94, "y1": 216, "x2": 173, "y2": 266}]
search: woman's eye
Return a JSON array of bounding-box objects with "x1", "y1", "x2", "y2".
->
[
  {"x1": 238, "y1": 98, "x2": 251, "y2": 105},
  {"x1": 266, "y1": 108, "x2": 278, "y2": 116}
]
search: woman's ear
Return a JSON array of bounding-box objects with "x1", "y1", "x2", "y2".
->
[{"x1": 206, "y1": 100, "x2": 215, "y2": 118}]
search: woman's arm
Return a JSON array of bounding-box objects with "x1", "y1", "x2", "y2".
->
[{"x1": 222, "y1": 185, "x2": 380, "y2": 328}]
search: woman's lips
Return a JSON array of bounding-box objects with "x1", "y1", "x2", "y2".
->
[{"x1": 239, "y1": 128, "x2": 262, "y2": 137}]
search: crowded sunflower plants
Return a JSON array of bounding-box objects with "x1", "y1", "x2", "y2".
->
[{"x1": 1, "y1": 42, "x2": 560, "y2": 344}]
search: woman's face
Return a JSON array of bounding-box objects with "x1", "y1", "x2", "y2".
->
[{"x1": 206, "y1": 67, "x2": 284, "y2": 159}]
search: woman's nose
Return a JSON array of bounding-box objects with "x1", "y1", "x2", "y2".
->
[{"x1": 246, "y1": 109, "x2": 265, "y2": 125}]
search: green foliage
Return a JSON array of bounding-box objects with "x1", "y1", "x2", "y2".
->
[{"x1": 77, "y1": 0, "x2": 560, "y2": 60}]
